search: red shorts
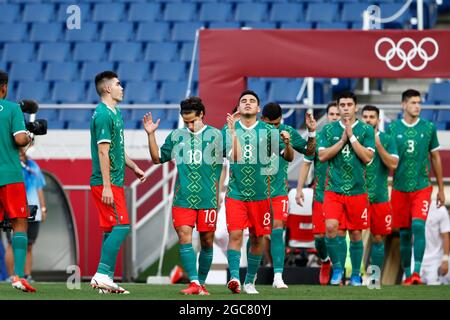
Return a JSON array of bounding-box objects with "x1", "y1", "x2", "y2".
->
[
  {"x1": 323, "y1": 191, "x2": 369, "y2": 231},
  {"x1": 391, "y1": 186, "x2": 432, "y2": 229},
  {"x1": 312, "y1": 200, "x2": 347, "y2": 234},
  {"x1": 271, "y1": 195, "x2": 289, "y2": 222},
  {"x1": 91, "y1": 185, "x2": 130, "y2": 231},
  {"x1": 369, "y1": 202, "x2": 392, "y2": 235},
  {"x1": 172, "y1": 206, "x2": 217, "y2": 232},
  {"x1": 225, "y1": 197, "x2": 272, "y2": 236},
  {"x1": 0, "y1": 183, "x2": 28, "y2": 221}
]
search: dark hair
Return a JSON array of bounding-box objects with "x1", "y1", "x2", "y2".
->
[
  {"x1": 337, "y1": 91, "x2": 357, "y2": 105},
  {"x1": 180, "y1": 96, "x2": 205, "y2": 117},
  {"x1": 0, "y1": 70, "x2": 8, "y2": 87},
  {"x1": 402, "y1": 89, "x2": 421, "y2": 102},
  {"x1": 239, "y1": 90, "x2": 260, "y2": 105},
  {"x1": 326, "y1": 101, "x2": 337, "y2": 114},
  {"x1": 262, "y1": 102, "x2": 282, "y2": 120},
  {"x1": 232, "y1": 106, "x2": 238, "y2": 114},
  {"x1": 95, "y1": 71, "x2": 118, "y2": 96},
  {"x1": 362, "y1": 105, "x2": 380, "y2": 118}
]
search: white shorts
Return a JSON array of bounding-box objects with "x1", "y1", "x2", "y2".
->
[{"x1": 421, "y1": 262, "x2": 450, "y2": 285}]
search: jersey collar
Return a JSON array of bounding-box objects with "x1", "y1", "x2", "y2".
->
[
  {"x1": 239, "y1": 120, "x2": 259, "y2": 130},
  {"x1": 185, "y1": 124, "x2": 207, "y2": 136},
  {"x1": 401, "y1": 118, "x2": 420, "y2": 127},
  {"x1": 338, "y1": 119, "x2": 359, "y2": 129},
  {"x1": 101, "y1": 102, "x2": 117, "y2": 115}
]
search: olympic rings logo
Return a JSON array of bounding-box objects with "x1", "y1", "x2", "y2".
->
[{"x1": 374, "y1": 37, "x2": 439, "y2": 71}]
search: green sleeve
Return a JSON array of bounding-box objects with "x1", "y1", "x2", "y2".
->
[
  {"x1": 221, "y1": 125, "x2": 230, "y2": 158},
  {"x1": 429, "y1": 123, "x2": 440, "y2": 152},
  {"x1": 386, "y1": 134, "x2": 398, "y2": 157},
  {"x1": 11, "y1": 104, "x2": 26, "y2": 135},
  {"x1": 318, "y1": 126, "x2": 331, "y2": 149},
  {"x1": 363, "y1": 125, "x2": 376, "y2": 151},
  {"x1": 159, "y1": 131, "x2": 174, "y2": 163},
  {"x1": 290, "y1": 127, "x2": 307, "y2": 154},
  {"x1": 94, "y1": 112, "x2": 112, "y2": 144}
]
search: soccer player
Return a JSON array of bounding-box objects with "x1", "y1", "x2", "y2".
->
[
  {"x1": 296, "y1": 102, "x2": 344, "y2": 285},
  {"x1": 318, "y1": 92, "x2": 375, "y2": 286},
  {"x1": 0, "y1": 70, "x2": 35, "y2": 292},
  {"x1": 89, "y1": 71, "x2": 146, "y2": 294},
  {"x1": 260, "y1": 102, "x2": 316, "y2": 289},
  {"x1": 144, "y1": 96, "x2": 229, "y2": 296},
  {"x1": 224, "y1": 90, "x2": 293, "y2": 294},
  {"x1": 361, "y1": 105, "x2": 399, "y2": 282},
  {"x1": 387, "y1": 89, "x2": 445, "y2": 285}
]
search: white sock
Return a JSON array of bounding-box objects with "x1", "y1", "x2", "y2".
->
[
  {"x1": 274, "y1": 272, "x2": 283, "y2": 282},
  {"x1": 191, "y1": 280, "x2": 200, "y2": 285}
]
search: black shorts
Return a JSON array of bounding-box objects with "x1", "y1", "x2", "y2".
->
[{"x1": 6, "y1": 222, "x2": 40, "y2": 245}]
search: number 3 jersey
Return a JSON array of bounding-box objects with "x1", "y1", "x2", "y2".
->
[
  {"x1": 318, "y1": 120, "x2": 375, "y2": 196},
  {"x1": 159, "y1": 125, "x2": 223, "y2": 209},
  {"x1": 387, "y1": 118, "x2": 440, "y2": 192}
]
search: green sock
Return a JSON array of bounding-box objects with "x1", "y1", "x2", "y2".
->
[
  {"x1": 102, "y1": 232, "x2": 115, "y2": 279},
  {"x1": 179, "y1": 243, "x2": 198, "y2": 282},
  {"x1": 399, "y1": 228, "x2": 412, "y2": 277},
  {"x1": 325, "y1": 237, "x2": 341, "y2": 269},
  {"x1": 271, "y1": 228, "x2": 285, "y2": 273},
  {"x1": 198, "y1": 247, "x2": 213, "y2": 285},
  {"x1": 370, "y1": 241, "x2": 385, "y2": 271},
  {"x1": 314, "y1": 237, "x2": 328, "y2": 261},
  {"x1": 350, "y1": 240, "x2": 363, "y2": 277},
  {"x1": 245, "y1": 252, "x2": 262, "y2": 284},
  {"x1": 97, "y1": 225, "x2": 130, "y2": 276},
  {"x1": 12, "y1": 232, "x2": 28, "y2": 278},
  {"x1": 412, "y1": 219, "x2": 426, "y2": 274},
  {"x1": 227, "y1": 249, "x2": 241, "y2": 280},
  {"x1": 338, "y1": 235, "x2": 347, "y2": 269}
]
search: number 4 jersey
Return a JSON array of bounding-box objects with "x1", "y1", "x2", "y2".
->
[
  {"x1": 387, "y1": 118, "x2": 440, "y2": 192},
  {"x1": 318, "y1": 120, "x2": 375, "y2": 195}
]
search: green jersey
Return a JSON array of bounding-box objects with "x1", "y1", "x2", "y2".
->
[
  {"x1": 366, "y1": 131, "x2": 398, "y2": 203},
  {"x1": 304, "y1": 130, "x2": 328, "y2": 203},
  {"x1": 387, "y1": 118, "x2": 440, "y2": 192},
  {"x1": 90, "y1": 103, "x2": 125, "y2": 187},
  {"x1": 270, "y1": 123, "x2": 307, "y2": 198},
  {"x1": 224, "y1": 120, "x2": 282, "y2": 201},
  {"x1": 160, "y1": 125, "x2": 223, "y2": 209},
  {"x1": 0, "y1": 99, "x2": 27, "y2": 186},
  {"x1": 318, "y1": 120, "x2": 375, "y2": 195}
]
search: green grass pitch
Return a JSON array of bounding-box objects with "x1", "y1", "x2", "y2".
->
[{"x1": 1, "y1": 283, "x2": 449, "y2": 300}]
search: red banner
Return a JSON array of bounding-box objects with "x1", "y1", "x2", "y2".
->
[{"x1": 199, "y1": 30, "x2": 450, "y2": 128}]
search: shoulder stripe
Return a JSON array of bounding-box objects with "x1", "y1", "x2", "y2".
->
[{"x1": 13, "y1": 130, "x2": 27, "y2": 136}]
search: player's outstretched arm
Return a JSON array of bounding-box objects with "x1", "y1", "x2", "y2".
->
[
  {"x1": 227, "y1": 112, "x2": 241, "y2": 162},
  {"x1": 143, "y1": 112, "x2": 161, "y2": 164},
  {"x1": 304, "y1": 111, "x2": 317, "y2": 156},
  {"x1": 375, "y1": 133, "x2": 398, "y2": 171},
  {"x1": 125, "y1": 152, "x2": 146, "y2": 183},
  {"x1": 295, "y1": 160, "x2": 312, "y2": 206},
  {"x1": 98, "y1": 142, "x2": 114, "y2": 206},
  {"x1": 431, "y1": 150, "x2": 446, "y2": 207},
  {"x1": 281, "y1": 130, "x2": 294, "y2": 162}
]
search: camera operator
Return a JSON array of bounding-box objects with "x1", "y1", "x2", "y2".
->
[{"x1": 0, "y1": 70, "x2": 36, "y2": 293}]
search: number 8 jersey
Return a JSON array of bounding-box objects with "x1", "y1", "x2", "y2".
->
[
  {"x1": 318, "y1": 120, "x2": 375, "y2": 196},
  {"x1": 387, "y1": 118, "x2": 440, "y2": 192}
]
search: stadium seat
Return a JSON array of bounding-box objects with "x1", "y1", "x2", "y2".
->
[
  {"x1": 199, "y1": 3, "x2": 232, "y2": 22},
  {"x1": 341, "y1": 3, "x2": 370, "y2": 23},
  {"x1": 436, "y1": 110, "x2": 450, "y2": 123},
  {"x1": 2, "y1": 43, "x2": 35, "y2": 62},
  {"x1": 36, "y1": 108, "x2": 60, "y2": 122},
  {"x1": 244, "y1": 22, "x2": 277, "y2": 29},
  {"x1": 0, "y1": 23, "x2": 27, "y2": 42},
  {"x1": 45, "y1": 62, "x2": 78, "y2": 81},
  {"x1": 434, "y1": 122, "x2": 447, "y2": 130},
  {"x1": 92, "y1": 3, "x2": 124, "y2": 22},
  {"x1": 47, "y1": 121, "x2": 67, "y2": 130},
  {"x1": 109, "y1": 43, "x2": 142, "y2": 62},
  {"x1": 30, "y1": 22, "x2": 63, "y2": 42},
  {"x1": 247, "y1": 78, "x2": 268, "y2": 103},
  {"x1": 53, "y1": 82, "x2": 86, "y2": 103},
  {"x1": 164, "y1": 3, "x2": 197, "y2": 22},
  {"x1": 208, "y1": 22, "x2": 241, "y2": 29},
  {"x1": 427, "y1": 82, "x2": 450, "y2": 104},
  {"x1": 57, "y1": 3, "x2": 90, "y2": 22},
  {"x1": 80, "y1": 62, "x2": 114, "y2": 81},
  {"x1": 281, "y1": 22, "x2": 313, "y2": 29},
  {"x1": 306, "y1": 3, "x2": 339, "y2": 23},
  {"x1": 73, "y1": 43, "x2": 106, "y2": 61},
  {"x1": 86, "y1": 84, "x2": 99, "y2": 103},
  {"x1": 59, "y1": 108, "x2": 92, "y2": 122},
  {"x1": 37, "y1": 43, "x2": 70, "y2": 62},
  {"x1": 130, "y1": 108, "x2": 165, "y2": 122},
  {"x1": 66, "y1": 121, "x2": 90, "y2": 130},
  {"x1": 167, "y1": 109, "x2": 180, "y2": 122},
  {"x1": 172, "y1": 22, "x2": 204, "y2": 41},
  {"x1": 117, "y1": 62, "x2": 150, "y2": 81},
  {"x1": 270, "y1": 3, "x2": 304, "y2": 22},
  {"x1": 160, "y1": 81, "x2": 187, "y2": 103},
  {"x1": 316, "y1": 22, "x2": 349, "y2": 29},
  {"x1": 180, "y1": 42, "x2": 197, "y2": 62},
  {"x1": 16, "y1": 81, "x2": 50, "y2": 103},
  {"x1": 9, "y1": 62, "x2": 42, "y2": 81},
  {"x1": 128, "y1": 3, "x2": 161, "y2": 22},
  {"x1": 124, "y1": 82, "x2": 159, "y2": 104},
  {"x1": 23, "y1": 4, "x2": 54, "y2": 22},
  {"x1": 100, "y1": 22, "x2": 134, "y2": 42},
  {"x1": 123, "y1": 120, "x2": 139, "y2": 130},
  {"x1": 65, "y1": 22, "x2": 98, "y2": 42},
  {"x1": 144, "y1": 43, "x2": 178, "y2": 62},
  {"x1": 136, "y1": 22, "x2": 171, "y2": 42},
  {"x1": 2, "y1": 4, "x2": 21, "y2": 23},
  {"x1": 419, "y1": 109, "x2": 435, "y2": 122},
  {"x1": 377, "y1": 3, "x2": 412, "y2": 28},
  {"x1": 235, "y1": 3, "x2": 268, "y2": 22},
  {"x1": 268, "y1": 79, "x2": 303, "y2": 103},
  {"x1": 153, "y1": 62, "x2": 186, "y2": 81}
]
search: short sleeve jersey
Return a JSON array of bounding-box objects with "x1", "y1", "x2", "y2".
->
[
  {"x1": 90, "y1": 103, "x2": 125, "y2": 187},
  {"x1": 366, "y1": 131, "x2": 398, "y2": 203},
  {"x1": 304, "y1": 130, "x2": 328, "y2": 203},
  {"x1": 0, "y1": 99, "x2": 27, "y2": 186},
  {"x1": 387, "y1": 118, "x2": 440, "y2": 192},
  {"x1": 159, "y1": 125, "x2": 223, "y2": 209},
  {"x1": 318, "y1": 120, "x2": 375, "y2": 196}
]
